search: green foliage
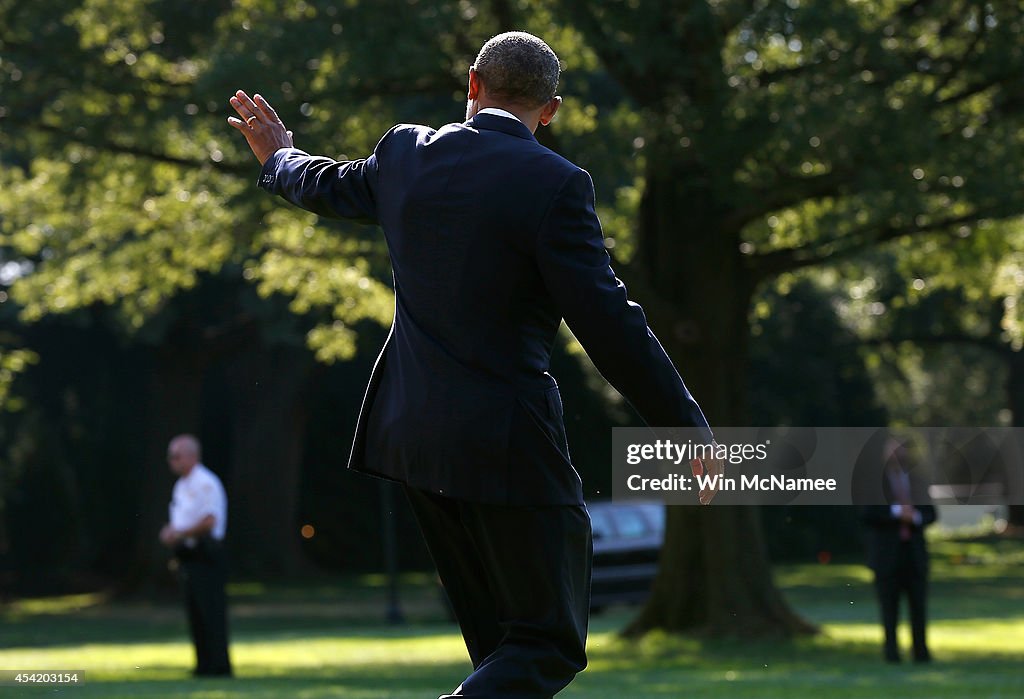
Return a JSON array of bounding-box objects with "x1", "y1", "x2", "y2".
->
[
  {"x1": 0, "y1": 155, "x2": 245, "y2": 328},
  {"x1": 0, "y1": 0, "x2": 658, "y2": 371},
  {"x1": 5, "y1": 2, "x2": 1024, "y2": 342},
  {"x1": 243, "y1": 208, "x2": 394, "y2": 361},
  {"x1": 731, "y1": 0, "x2": 1024, "y2": 253},
  {"x1": 0, "y1": 1, "x2": 449, "y2": 361},
  {"x1": 0, "y1": 346, "x2": 37, "y2": 411},
  {"x1": 553, "y1": 1, "x2": 1024, "y2": 296},
  {"x1": 994, "y1": 253, "x2": 1024, "y2": 350},
  {"x1": 0, "y1": 0, "x2": 643, "y2": 365}
]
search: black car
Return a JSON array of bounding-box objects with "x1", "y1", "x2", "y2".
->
[{"x1": 588, "y1": 500, "x2": 665, "y2": 610}]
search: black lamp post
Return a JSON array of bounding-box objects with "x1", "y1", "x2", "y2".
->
[{"x1": 379, "y1": 481, "x2": 405, "y2": 624}]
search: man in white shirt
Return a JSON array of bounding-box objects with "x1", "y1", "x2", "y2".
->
[{"x1": 159, "y1": 434, "x2": 232, "y2": 677}]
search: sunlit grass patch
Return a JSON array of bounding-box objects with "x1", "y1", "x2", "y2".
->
[
  {"x1": 0, "y1": 535, "x2": 1021, "y2": 698},
  {"x1": 3, "y1": 590, "x2": 109, "y2": 617}
]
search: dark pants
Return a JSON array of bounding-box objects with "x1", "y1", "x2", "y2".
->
[
  {"x1": 405, "y1": 486, "x2": 592, "y2": 699},
  {"x1": 176, "y1": 539, "x2": 232, "y2": 676},
  {"x1": 874, "y1": 542, "x2": 929, "y2": 662}
]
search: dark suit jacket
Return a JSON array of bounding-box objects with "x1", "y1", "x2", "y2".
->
[
  {"x1": 259, "y1": 113, "x2": 712, "y2": 505},
  {"x1": 861, "y1": 471, "x2": 937, "y2": 575}
]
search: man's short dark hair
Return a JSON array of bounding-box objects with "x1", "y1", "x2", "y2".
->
[{"x1": 471, "y1": 32, "x2": 560, "y2": 108}]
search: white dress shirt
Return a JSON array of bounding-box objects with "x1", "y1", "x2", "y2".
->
[
  {"x1": 170, "y1": 463, "x2": 228, "y2": 543},
  {"x1": 477, "y1": 107, "x2": 523, "y2": 123}
]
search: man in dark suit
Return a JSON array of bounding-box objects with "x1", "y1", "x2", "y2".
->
[
  {"x1": 228, "y1": 31, "x2": 719, "y2": 698},
  {"x1": 862, "y1": 438, "x2": 937, "y2": 664}
]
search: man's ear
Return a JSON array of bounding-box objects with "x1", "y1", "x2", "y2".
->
[
  {"x1": 467, "y1": 68, "x2": 481, "y2": 100},
  {"x1": 538, "y1": 96, "x2": 562, "y2": 127}
]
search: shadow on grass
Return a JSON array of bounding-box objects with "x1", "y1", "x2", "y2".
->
[
  {"x1": 3, "y1": 615, "x2": 1023, "y2": 699},
  {"x1": 572, "y1": 628, "x2": 1024, "y2": 698},
  {"x1": 3, "y1": 537, "x2": 1022, "y2": 698},
  {"x1": 0, "y1": 578, "x2": 454, "y2": 650},
  {"x1": 56, "y1": 666, "x2": 473, "y2": 699},
  {"x1": 38, "y1": 633, "x2": 1024, "y2": 699}
]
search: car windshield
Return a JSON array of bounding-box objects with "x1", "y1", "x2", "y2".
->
[
  {"x1": 643, "y1": 505, "x2": 665, "y2": 533},
  {"x1": 614, "y1": 509, "x2": 652, "y2": 538}
]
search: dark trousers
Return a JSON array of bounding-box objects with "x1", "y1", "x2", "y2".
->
[
  {"x1": 177, "y1": 540, "x2": 232, "y2": 676},
  {"x1": 405, "y1": 486, "x2": 592, "y2": 699},
  {"x1": 874, "y1": 542, "x2": 929, "y2": 662}
]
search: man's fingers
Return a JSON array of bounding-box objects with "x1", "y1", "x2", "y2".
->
[
  {"x1": 690, "y1": 457, "x2": 704, "y2": 477},
  {"x1": 227, "y1": 117, "x2": 257, "y2": 140},
  {"x1": 698, "y1": 457, "x2": 725, "y2": 505},
  {"x1": 230, "y1": 91, "x2": 262, "y2": 122},
  {"x1": 254, "y1": 93, "x2": 281, "y2": 123},
  {"x1": 699, "y1": 483, "x2": 712, "y2": 504},
  {"x1": 234, "y1": 90, "x2": 267, "y2": 123},
  {"x1": 229, "y1": 96, "x2": 256, "y2": 122}
]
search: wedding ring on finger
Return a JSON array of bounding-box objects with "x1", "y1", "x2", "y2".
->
[{"x1": 246, "y1": 115, "x2": 258, "y2": 127}]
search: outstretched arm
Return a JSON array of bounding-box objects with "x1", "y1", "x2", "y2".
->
[
  {"x1": 228, "y1": 89, "x2": 380, "y2": 222},
  {"x1": 535, "y1": 168, "x2": 722, "y2": 503}
]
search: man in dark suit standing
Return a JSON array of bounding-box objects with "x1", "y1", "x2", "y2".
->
[
  {"x1": 862, "y1": 438, "x2": 937, "y2": 664},
  {"x1": 228, "y1": 31, "x2": 720, "y2": 698}
]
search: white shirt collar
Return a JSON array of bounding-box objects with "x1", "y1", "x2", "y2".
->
[{"x1": 477, "y1": 107, "x2": 523, "y2": 123}]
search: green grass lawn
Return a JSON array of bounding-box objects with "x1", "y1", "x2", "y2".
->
[{"x1": 2, "y1": 535, "x2": 1023, "y2": 698}]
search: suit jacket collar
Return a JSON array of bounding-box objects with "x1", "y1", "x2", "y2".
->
[{"x1": 466, "y1": 112, "x2": 537, "y2": 142}]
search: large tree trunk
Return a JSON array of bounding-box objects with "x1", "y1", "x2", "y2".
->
[
  {"x1": 625, "y1": 152, "x2": 815, "y2": 636},
  {"x1": 226, "y1": 344, "x2": 312, "y2": 576},
  {"x1": 627, "y1": 506, "x2": 814, "y2": 636}
]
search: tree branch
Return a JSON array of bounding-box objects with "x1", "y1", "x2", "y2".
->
[
  {"x1": 936, "y1": 70, "x2": 1014, "y2": 107},
  {"x1": 750, "y1": 208, "x2": 1000, "y2": 279},
  {"x1": 929, "y1": 17, "x2": 986, "y2": 99},
  {"x1": 752, "y1": 36, "x2": 845, "y2": 87},
  {"x1": 725, "y1": 168, "x2": 853, "y2": 232},
  {"x1": 752, "y1": 2, "x2": 972, "y2": 97},
  {"x1": 856, "y1": 331, "x2": 1009, "y2": 355},
  {"x1": 30, "y1": 122, "x2": 252, "y2": 175},
  {"x1": 554, "y1": 0, "x2": 660, "y2": 106}
]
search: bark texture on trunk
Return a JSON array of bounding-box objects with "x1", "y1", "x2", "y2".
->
[
  {"x1": 625, "y1": 506, "x2": 816, "y2": 636},
  {"x1": 624, "y1": 152, "x2": 816, "y2": 636}
]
